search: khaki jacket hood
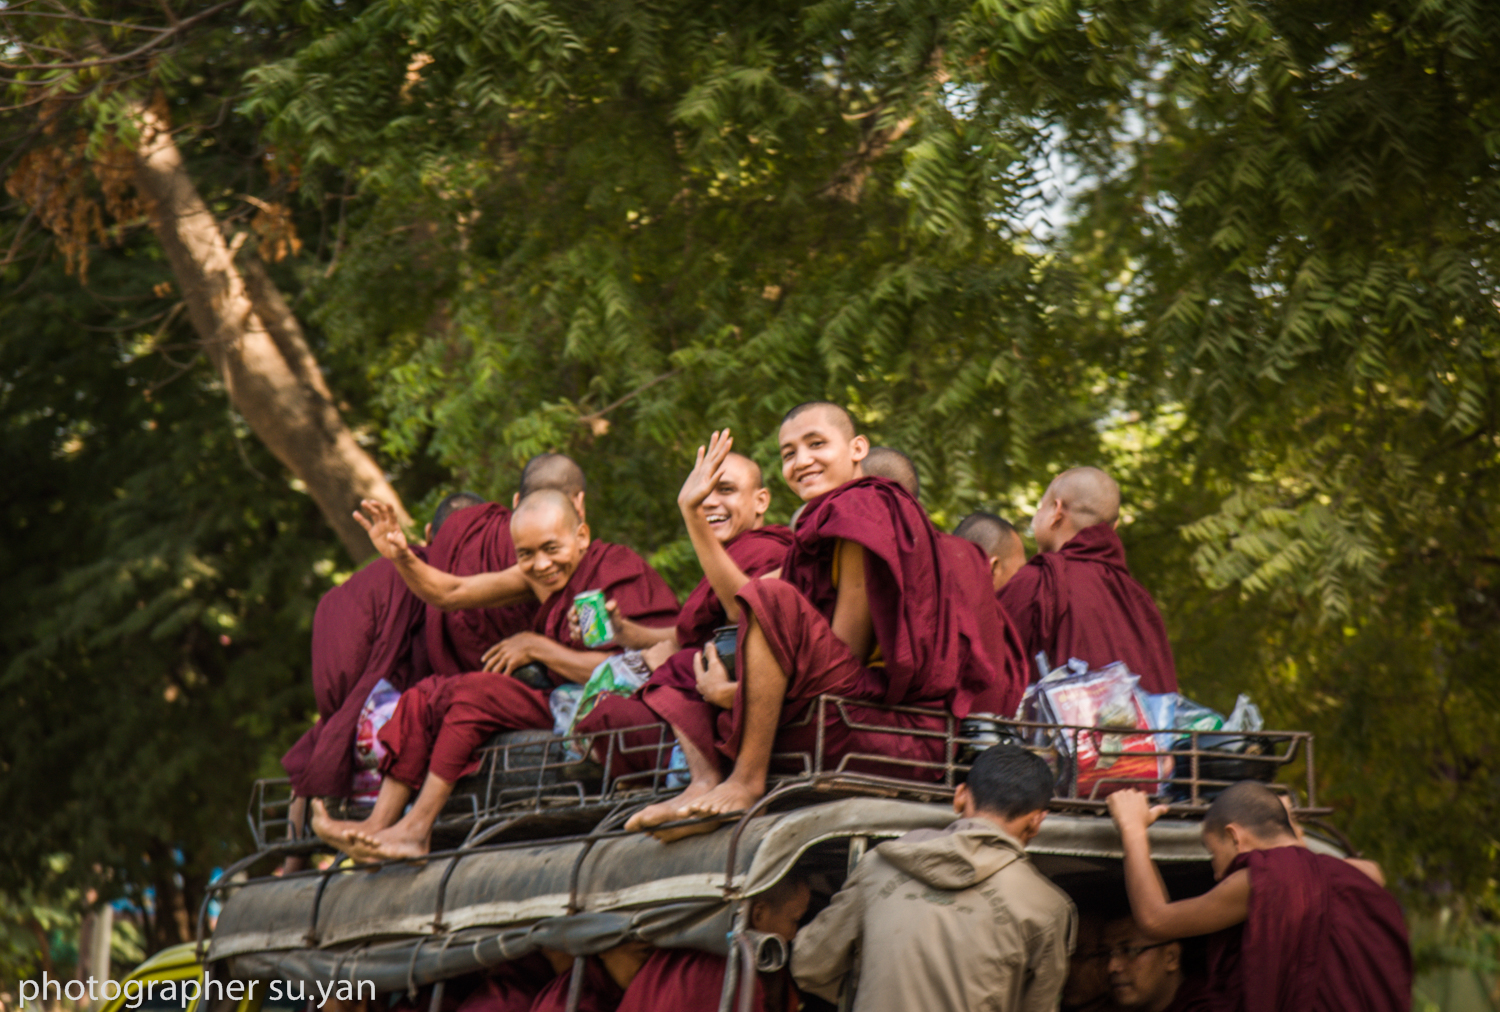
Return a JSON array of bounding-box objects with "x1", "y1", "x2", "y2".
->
[{"x1": 875, "y1": 817, "x2": 1026, "y2": 890}]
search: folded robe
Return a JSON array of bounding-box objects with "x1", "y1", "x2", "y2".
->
[
  {"x1": 936, "y1": 532, "x2": 1028, "y2": 718},
  {"x1": 997, "y1": 522, "x2": 1179, "y2": 693},
  {"x1": 616, "y1": 948, "x2": 793, "y2": 1012},
  {"x1": 280, "y1": 553, "x2": 430, "y2": 798},
  {"x1": 646, "y1": 478, "x2": 1016, "y2": 778},
  {"x1": 379, "y1": 540, "x2": 679, "y2": 787},
  {"x1": 578, "y1": 526, "x2": 793, "y2": 772},
  {"x1": 1207, "y1": 846, "x2": 1411, "y2": 1012},
  {"x1": 527, "y1": 957, "x2": 623, "y2": 1012},
  {"x1": 425, "y1": 503, "x2": 538, "y2": 675}
]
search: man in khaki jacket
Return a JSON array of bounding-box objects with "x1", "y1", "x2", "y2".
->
[{"x1": 792, "y1": 744, "x2": 1076, "y2": 1011}]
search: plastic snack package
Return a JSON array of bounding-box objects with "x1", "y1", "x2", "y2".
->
[
  {"x1": 1038, "y1": 662, "x2": 1161, "y2": 798},
  {"x1": 351, "y1": 678, "x2": 402, "y2": 802}
]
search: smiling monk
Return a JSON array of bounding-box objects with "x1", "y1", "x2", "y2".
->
[
  {"x1": 626, "y1": 406, "x2": 1022, "y2": 837},
  {"x1": 313, "y1": 490, "x2": 677, "y2": 859},
  {"x1": 573, "y1": 451, "x2": 792, "y2": 775}
]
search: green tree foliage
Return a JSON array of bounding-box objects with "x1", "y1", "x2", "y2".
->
[
  {"x1": 2, "y1": 0, "x2": 1497, "y2": 964},
  {"x1": 245, "y1": 0, "x2": 1500, "y2": 907},
  {"x1": 0, "y1": 232, "x2": 336, "y2": 951}
]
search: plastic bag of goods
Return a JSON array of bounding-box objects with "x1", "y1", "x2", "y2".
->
[{"x1": 1037, "y1": 662, "x2": 1162, "y2": 798}]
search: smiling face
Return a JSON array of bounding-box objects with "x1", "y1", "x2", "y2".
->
[
  {"x1": 778, "y1": 405, "x2": 868, "y2": 502},
  {"x1": 510, "y1": 495, "x2": 590, "y2": 601},
  {"x1": 701, "y1": 453, "x2": 771, "y2": 543}
]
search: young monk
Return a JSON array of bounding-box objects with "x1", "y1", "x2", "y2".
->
[
  {"x1": 954, "y1": 511, "x2": 1029, "y2": 592},
  {"x1": 998, "y1": 468, "x2": 1178, "y2": 691},
  {"x1": 860, "y1": 445, "x2": 920, "y2": 498},
  {"x1": 627, "y1": 407, "x2": 1026, "y2": 836},
  {"x1": 453, "y1": 951, "x2": 571, "y2": 1012},
  {"x1": 574, "y1": 452, "x2": 792, "y2": 775},
  {"x1": 616, "y1": 877, "x2": 811, "y2": 1012},
  {"x1": 1106, "y1": 783, "x2": 1412, "y2": 1011},
  {"x1": 314, "y1": 490, "x2": 678, "y2": 859}
]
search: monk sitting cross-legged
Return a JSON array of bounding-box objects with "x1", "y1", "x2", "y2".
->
[
  {"x1": 573, "y1": 451, "x2": 792, "y2": 774},
  {"x1": 1107, "y1": 783, "x2": 1412, "y2": 1012},
  {"x1": 626, "y1": 406, "x2": 1024, "y2": 837},
  {"x1": 313, "y1": 490, "x2": 678, "y2": 860},
  {"x1": 998, "y1": 468, "x2": 1178, "y2": 692}
]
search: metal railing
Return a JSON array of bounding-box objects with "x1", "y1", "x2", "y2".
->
[{"x1": 248, "y1": 696, "x2": 1322, "y2": 855}]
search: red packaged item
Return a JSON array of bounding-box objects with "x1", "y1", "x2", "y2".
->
[{"x1": 1038, "y1": 663, "x2": 1161, "y2": 799}]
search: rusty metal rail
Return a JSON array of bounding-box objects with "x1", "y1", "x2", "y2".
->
[{"x1": 248, "y1": 696, "x2": 1323, "y2": 856}]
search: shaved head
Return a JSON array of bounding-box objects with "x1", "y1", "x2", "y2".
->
[
  {"x1": 1033, "y1": 466, "x2": 1121, "y2": 553},
  {"x1": 863, "y1": 446, "x2": 919, "y2": 499},
  {"x1": 727, "y1": 452, "x2": 765, "y2": 490},
  {"x1": 955, "y1": 512, "x2": 1028, "y2": 591},
  {"x1": 518, "y1": 453, "x2": 587, "y2": 498},
  {"x1": 954, "y1": 512, "x2": 1019, "y2": 557},
  {"x1": 781, "y1": 401, "x2": 856, "y2": 439},
  {"x1": 431, "y1": 491, "x2": 486, "y2": 538},
  {"x1": 1047, "y1": 467, "x2": 1120, "y2": 526},
  {"x1": 513, "y1": 488, "x2": 581, "y2": 528},
  {"x1": 1205, "y1": 782, "x2": 1296, "y2": 841}
]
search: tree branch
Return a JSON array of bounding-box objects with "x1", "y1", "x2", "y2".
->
[{"x1": 0, "y1": 0, "x2": 236, "y2": 71}]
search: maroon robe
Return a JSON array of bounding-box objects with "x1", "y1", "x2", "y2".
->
[
  {"x1": 997, "y1": 522, "x2": 1179, "y2": 693},
  {"x1": 616, "y1": 948, "x2": 792, "y2": 1012},
  {"x1": 647, "y1": 478, "x2": 1013, "y2": 780},
  {"x1": 937, "y1": 532, "x2": 1028, "y2": 718},
  {"x1": 455, "y1": 954, "x2": 560, "y2": 1012},
  {"x1": 379, "y1": 540, "x2": 679, "y2": 787},
  {"x1": 280, "y1": 554, "x2": 430, "y2": 798},
  {"x1": 578, "y1": 526, "x2": 793, "y2": 774},
  {"x1": 528, "y1": 957, "x2": 623, "y2": 1012},
  {"x1": 1165, "y1": 976, "x2": 1213, "y2": 1012},
  {"x1": 425, "y1": 503, "x2": 538, "y2": 675},
  {"x1": 1207, "y1": 847, "x2": 1411, "y2": 1012}
]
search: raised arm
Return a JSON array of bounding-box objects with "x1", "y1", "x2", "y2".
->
[
  {"x1": 678, "y1": 431, "x2": 755, "y2": 620},
  {"x1": 354, "y1": 500, "x2": 534, "y2": 611},
  {"x1": 1107, "y1": 790, "x2": 1250, "y2": 940}
]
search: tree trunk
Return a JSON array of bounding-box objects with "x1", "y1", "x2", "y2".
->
[{"x1": 130, "y1": 100, "x2": 410, "y2": 560}]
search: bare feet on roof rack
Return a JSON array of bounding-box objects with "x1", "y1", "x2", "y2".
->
[
  {"x1": 310, "y1": 799, "x2": 370, "y2": 851},
  {"x1": 626, "y1": 779, "x2": 723, "y2": 841},
  {"x1": 681, "y1": 777, "x2": 762, "y2": 819},
  {"x1": 346, "y1": 821, "x2": 431, "y2": 861}
]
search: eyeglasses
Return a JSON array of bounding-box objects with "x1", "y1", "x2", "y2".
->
[{"x1": 1104, "y1": 942, "x2": 1172, "y2": 962}]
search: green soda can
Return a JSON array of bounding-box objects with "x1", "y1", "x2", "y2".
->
[{"x1": 573, "y1": 589, "x2": 615, "y2": 648}]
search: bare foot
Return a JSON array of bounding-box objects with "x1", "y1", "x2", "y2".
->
[
  {"x1": 310, "y1": 799, "x2": 371, "y2": 849},
  {"x1": 625, "y1": 779, "x2": 718, "y2": 833},
  {"x1": 349, "y1": 823, "x2": 431, "y2": 861},
  {"x1": 681, "y1": 779, "x2": 762, "y2": 818}
]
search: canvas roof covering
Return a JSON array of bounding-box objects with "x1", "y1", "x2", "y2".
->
[{"x1": 212, "y1": 798, "x2": 1346, "y2": 991}]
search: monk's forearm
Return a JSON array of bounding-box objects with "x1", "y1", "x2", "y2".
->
[
  {"x1": 529, "y1": 640, "x2": 612, "y2": 685},
  {"x1": 682, "y1": 510, "x2": 752, "y2": 620},
  {"x1": 392, "y1": 552, "x2": 532, "y2": 610},
  {"x1": 1119, "y1": 826, "x2": 1174, "y2": 937}
]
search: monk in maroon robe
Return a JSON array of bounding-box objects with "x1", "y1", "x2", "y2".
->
[
  {"x1": 954, "y1": 511, "x2": 1029, "y2": 592},
  {"x1": 616, "y1": 877, "x2": 810, "y2": 1012},
  {"x1": 280, "y1": 552, "x2": 429, "y2": 801},
  {"x1": 1108, "y1": 783, "x2": 1411, "y2": 1012},
  {"x1": 998, "y1": 468, "x2": 1178, "y2": 692},
  {"x1": 423, "y1": 499, "x2": 535, "y2": 676},
  {"x1": 527, "y1": 944, "x2": 650, "y2": 1012},
  {"x1": 315, "y1": 490, "x2": 678, "y2": 859},
  {"x1": 280, "y1": 491, "x2": 490, "y2": 860},
  {"x1": 575, "y1": 452, "x2": 791, "y2": 776},
  {"x1": 454, "y1": 952, "x2": 566, "y2": 1012},
  {"x1": 628, "y1": 407, "x2": 1022, "y2": 836}
]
